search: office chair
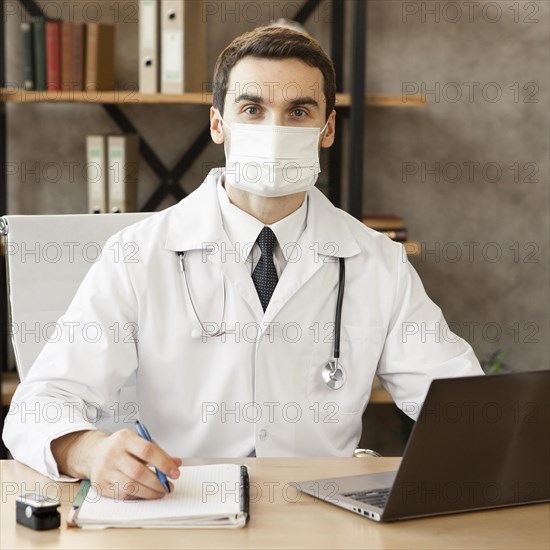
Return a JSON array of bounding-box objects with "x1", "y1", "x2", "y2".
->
[{"x1": 0, "y1": 212, "x2": 152, "y2": 433}]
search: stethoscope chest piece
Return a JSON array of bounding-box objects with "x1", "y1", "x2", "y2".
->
[{"x1": 323, "y1": 359, "x2": 345, "y2": 390}]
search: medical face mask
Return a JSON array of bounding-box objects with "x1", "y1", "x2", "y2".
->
[{"x1": 219, "y1": 114, "x2": 329, "y2": 197}]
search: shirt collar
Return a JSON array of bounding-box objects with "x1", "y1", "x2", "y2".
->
[{"x1": 216, "y1": 174, "x2": 308, "y2": 261}]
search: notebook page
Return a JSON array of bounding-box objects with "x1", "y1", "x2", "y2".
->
[{"x1": 78, "y1": 464, "x2": 243, "y2": 524}]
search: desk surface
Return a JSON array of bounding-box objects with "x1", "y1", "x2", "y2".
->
[{"x1": 1, "y1": 458, "x2": 548, "y2": 549}]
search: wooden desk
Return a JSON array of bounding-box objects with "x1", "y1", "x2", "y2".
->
[{"x1": 1, "y1": 458, "x2": 548, "y2": 549}]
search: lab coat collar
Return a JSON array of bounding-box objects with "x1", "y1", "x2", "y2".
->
[
  {"x1": 164, "y1": 168, "x2": 225, "y2": 252},
  {"x1": 304, "y1": 184, "x2": 361, "y2": 260},
  {"x1": 164, "y1": 168, "x2": 361, "y2": 260}
]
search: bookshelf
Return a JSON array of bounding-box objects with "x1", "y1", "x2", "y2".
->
[{"x1": 0, "y1": 0, "x2": 419, "y2": 456}]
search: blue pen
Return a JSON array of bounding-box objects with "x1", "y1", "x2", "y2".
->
[{"x1": 134, "y1": 420, "x2": 171, "y2": 493}]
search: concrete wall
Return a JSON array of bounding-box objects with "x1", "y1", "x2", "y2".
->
[{"x1": 4, "y1": 0, "x2": 549, "y2": 371}]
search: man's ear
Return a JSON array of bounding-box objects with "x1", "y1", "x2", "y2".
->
[
  {"x1": 321, "y1": 110, "x2": 337, "y2": 149},
  {"x1": 210, "y1": 107, "x2": 225, "y2": 145}
]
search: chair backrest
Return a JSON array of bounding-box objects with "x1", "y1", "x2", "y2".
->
[{"x1": 1, "y1": 213, "x2": 153, "y2": 380}]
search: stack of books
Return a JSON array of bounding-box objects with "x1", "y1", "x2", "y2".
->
[
  {"x1": 363, "y1": 214, "x2": 408, "y2": 242},
  {"x1": 86, "y1": 135, "x2": 139, "y2": 213},
  {"x1": 20, "y1": 18, "x2": 115, "y2": 92},
  {"x1": 139, "y1": 0, "x2": 206, "y2": 94}
]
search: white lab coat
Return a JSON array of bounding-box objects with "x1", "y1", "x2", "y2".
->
[{"x1": 3, "y1": 168, "x2": 484, "y2": 480}]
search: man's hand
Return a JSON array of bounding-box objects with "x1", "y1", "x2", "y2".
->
[{"x1": 51, "y1": 429, "x2": 182, "y2": 500}]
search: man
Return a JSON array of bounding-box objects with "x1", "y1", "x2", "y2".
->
[{"x1": 3, "y1": 27, "x2": 484, "y2": 500}]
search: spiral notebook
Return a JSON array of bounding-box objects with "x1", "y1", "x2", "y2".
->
[{"x1": 69, "y1": 464, "x2": 250, "y2": 529}]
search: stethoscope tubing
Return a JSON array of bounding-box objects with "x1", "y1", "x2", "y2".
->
[
  {"x1": 334, "y1": 257, "x2": 345, "y2": 361},
  {"x1": 176, "y1": 251, "x2": 346, "y2": 388},
  {"x1": 177, "y1": 251, "x2": 226, "y2": 337}
]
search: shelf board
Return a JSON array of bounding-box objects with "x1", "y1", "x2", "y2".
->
[
  {"x1": 403, "y1": 241, "x2": 420, "y2": 256},
  {"x1": 0, "y1": 88, "x2": 425, "y2": 107},
  {"x1": 339, "y1": 93, "x2": 425, "y2": 107},
  {"x1": 0, "y1": 88, "x2": 210, "y2": 105},
  {"x1": 369, "y1": 388, "x2": 394, "y2": 404}
]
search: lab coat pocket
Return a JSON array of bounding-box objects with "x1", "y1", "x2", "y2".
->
[{"x1": 307, "y1": 324, "x2": 385, "y2": 415}]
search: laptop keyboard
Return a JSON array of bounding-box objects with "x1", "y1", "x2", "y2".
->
[{"x1": 342, "y1": 487, "x2": 391, "y2": 509}]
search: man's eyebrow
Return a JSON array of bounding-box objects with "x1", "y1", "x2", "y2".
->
[
  {"x1": 233, "y1": 94, "x2": 320, "y2": 109},
  {"x1": 287, "y1": 96, "x2": 320, "y2": 109},
  {"x1": 234, "y1": 94, "x2": 265, "y2": 104}
]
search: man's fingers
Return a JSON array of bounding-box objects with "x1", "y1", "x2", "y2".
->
[
  {"x1": 122, "y1": 431, "x2": 181, "y2": 479},
  {"x1": 115, "y1": 454, "x2": 168, "y2": 496},
  {"x1": 172, "y1": 456, "x2": 183, "y2": 467},
  {"x1": 89, "y1": 430, "x2": 180, "y2": 500}
]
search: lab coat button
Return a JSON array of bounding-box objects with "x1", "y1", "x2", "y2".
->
[{"x1": 258, "y1": 429, "x2": 268, "y2": 441}]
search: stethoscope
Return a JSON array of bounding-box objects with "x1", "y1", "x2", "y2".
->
[
  {"x1": 322, "y1": 257, "x2": 346, "y2": 390},
  {"x1": 176, "y1": 251, "x2": 346, "y2": 390}
]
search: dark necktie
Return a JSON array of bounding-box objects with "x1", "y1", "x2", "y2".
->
[{"x1": 252, "y1": 227, "x2": 279, "y2": 311}]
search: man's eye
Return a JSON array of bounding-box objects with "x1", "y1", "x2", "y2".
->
[
  {"x1": 292, "y1": 109, "x2": 307, "y2": 117},
  {"x1": 244, "y1": 107, "x2": 260, "y2": 115}
]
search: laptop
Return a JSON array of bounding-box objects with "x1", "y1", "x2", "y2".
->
[{"x1": 297, "y1": 370, "x2": 550, "y2": 521}]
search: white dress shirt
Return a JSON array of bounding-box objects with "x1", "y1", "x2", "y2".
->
[{"x1": 216, "y1": 176, "x2": 308, "y2": 277}]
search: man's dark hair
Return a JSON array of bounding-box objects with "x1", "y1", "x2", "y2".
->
[{"x1": 213, "y1": 26, "x2": 336, "y2": 120}]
